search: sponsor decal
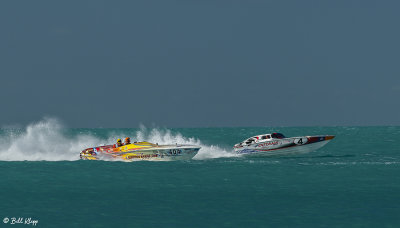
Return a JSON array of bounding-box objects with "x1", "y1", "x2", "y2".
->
[
  {"x1": 126, "y1": 154, "x2": 159, "y2": 159},
  {"x1": 238, "y1": 149, "x2": 257, "y2": 154},
  {"x1": 255, "y1": 141, "x2": 279, "y2": 148}
]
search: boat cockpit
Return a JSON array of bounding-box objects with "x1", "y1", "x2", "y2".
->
[{"x1": 236, "y1": 133, "x2": 286, "y2": 146}]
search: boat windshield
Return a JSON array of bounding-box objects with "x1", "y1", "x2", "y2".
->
[
  {"x1": 271, "y1": 133, "x2": 285, "y2": 139},
  {"x1": 245, "y1": 138, "x2": 255, "y2": 145},
  {"x1": 261, "y1": 135, "x2": 270, "y2": 140}
]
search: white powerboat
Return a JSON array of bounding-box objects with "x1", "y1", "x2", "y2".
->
[{"x1": 234, "y1": 133, "x2": 335, "y2": 156}]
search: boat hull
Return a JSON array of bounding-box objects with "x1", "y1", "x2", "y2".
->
[
  {"x1": 234, "y1": 136, "x2": 335, "y2": 156},
  {"x1": 80, "y1": 144, "x2": 200, "y2": 161}
]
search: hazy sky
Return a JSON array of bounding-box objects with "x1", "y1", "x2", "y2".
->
[{"x1": 1, "y1": 0, "x2": 399, "y2": 128}]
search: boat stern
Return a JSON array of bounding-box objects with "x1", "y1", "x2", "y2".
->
[{"x1": 80, "y1": 149, "x2": 98, "y2": 160}]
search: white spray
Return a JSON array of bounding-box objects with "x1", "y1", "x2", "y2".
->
[
  {"x1": 0, "y1": 118, "x2": 102, "y2": 161},
  {"x1": 132, "y1": 125, "x2": 237, "y2": 160},
  {"x1": 0, "y1": 119, "x2": 236, "y2": 161}
]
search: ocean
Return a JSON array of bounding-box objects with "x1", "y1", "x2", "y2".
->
[{"x1": 0, "y1": 120, "x2": 399, "y2": 227}]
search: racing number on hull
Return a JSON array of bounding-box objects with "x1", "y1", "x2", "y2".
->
[
  {"x1": 169, "y1": 149, "x2": 182, "y2": 155},
  {"x1": 294, "y1": 137, "x2": 308, "y2": 145}
]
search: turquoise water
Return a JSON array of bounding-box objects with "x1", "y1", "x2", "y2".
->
[{"x1": 0, "y1": 121, "x2": 399, "y2": 227}]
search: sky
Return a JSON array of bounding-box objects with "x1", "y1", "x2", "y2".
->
[{"x1": 0, "y1": 0, "x2": 399, "y2": 128}]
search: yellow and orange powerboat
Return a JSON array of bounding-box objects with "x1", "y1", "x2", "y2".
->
[{"x1": 80, "y1": 141, "x2": 200, "y2": 161}]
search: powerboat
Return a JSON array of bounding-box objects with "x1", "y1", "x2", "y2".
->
[
  {"x1": 234, "y1": 133, "x2": 335, "y2": 156},
  {"x1": 80, "y1": 141, "x2": 201, "y2": 161}
]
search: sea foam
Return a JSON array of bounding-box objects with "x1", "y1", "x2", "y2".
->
[{"x1": 0, "y1": 118, "x2": 235, "y2": 161}]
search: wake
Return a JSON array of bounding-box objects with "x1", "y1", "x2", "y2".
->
[{"x1": 0, "y1": 118, "x2": 235, "y2": 161}]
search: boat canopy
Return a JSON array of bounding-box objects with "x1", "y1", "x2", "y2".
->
[
  {"x1": 240, "y1": 133, "x2": 286, "y2": 145},
  {"x1": 271, "y1": 133, "x2": 285, "y2": 139}
]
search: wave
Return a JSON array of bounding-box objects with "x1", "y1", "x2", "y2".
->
[{"x1": 0, "y1": 118, "x2": 235, "y2": 161}]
